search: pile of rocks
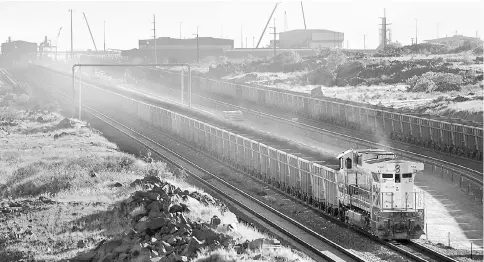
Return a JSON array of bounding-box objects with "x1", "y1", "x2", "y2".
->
[
  {"x1": 56, "y1": 118, "x2": 74, "y2": 129},
  {"x1": 79, "y1": 176, "x2": 277, "y2": 262}
]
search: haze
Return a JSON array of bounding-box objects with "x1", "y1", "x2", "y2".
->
[{"x1": 0, "y1": 0, "x2": 483, "y2": 51}]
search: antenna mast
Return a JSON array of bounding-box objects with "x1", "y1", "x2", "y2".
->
[{"x1": 300, "y1": 2, "x2": 307, "y2": 29}]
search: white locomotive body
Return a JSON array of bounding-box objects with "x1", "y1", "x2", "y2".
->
[{"x1": 336, "y1": 149, "x2": 425, "y2": 240}]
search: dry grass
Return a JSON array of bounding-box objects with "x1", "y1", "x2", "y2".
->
[{"x1": 194, "y1": 246, "x2": 314, "y2": 262}]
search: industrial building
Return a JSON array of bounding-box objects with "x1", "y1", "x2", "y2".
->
[
  {"x1": 423, "y1": 35, "x2": 482, "y2": 49},
  {"x1": 121, "y1": 37, "x2": 234, "y2": 63},
  {"x1": 0, "y1": 37, "x2": 38, "y2": 65},
  {"x1": 278, "y1": 29, "x2": 344, "y2": 48}
]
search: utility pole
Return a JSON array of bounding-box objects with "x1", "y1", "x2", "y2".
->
[
  {"x1": 411, "y1": 38, "x2": 414, "y2": 45},
  {"x1": 415, "y1": 18, "x2": 418, "y2": 45},
  {"x1": 245, "y1": 37, "x2": 247, "y2": 49},
  {"x1": 269, "y1": 18, "x2": 277, "y2": 56},
  {"x1": 241, "y1": 25, "x2": 243, "y2": 48},
  {"x1": 180, "y1": 22, "x2": 182, "y2": 39},
  {"x1": 437, "y1": 23, "x2": 439, "y2": 38},
  {"x1": 151, "y1": 14, "x2": 157, "y2": 64},
  {"x1": 69, "y1": 9, "x2": 73, "y2": 60},
  {"x1": 104, "y1": 21, "x2": 106, "y2": 52},
  {"x1": 193, "y1": 27, "x2": 199, "y2": 64},
  {"x1": 253, "y1": 37, "x2": 255, "y2": 48},
  {"x1": 364, "y1": 34, "x2": 366, "y2": 49}
]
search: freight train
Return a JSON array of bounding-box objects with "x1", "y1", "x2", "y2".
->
[{"x1": 27, "y1": 63, "x2": 428, "y2": 240}]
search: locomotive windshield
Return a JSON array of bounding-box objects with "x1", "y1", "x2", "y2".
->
[
  {"x1": 377, "y1": 154, "x2": 396, "y2": 159},
  {"x1": 361, "y1": 153, "x2": 396, "y2": 161}
]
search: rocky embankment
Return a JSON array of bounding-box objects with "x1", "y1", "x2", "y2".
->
[{"x1": 76, "y1": 176, "x2": 284, "y2": 262}]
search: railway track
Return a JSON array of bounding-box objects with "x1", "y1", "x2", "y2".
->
[
  {"x1": 29, "y1": 68, "x2": 465, "y2": 262},
  {"x1": 45, "y1": 84, "x2": 362, "y2": 262},
  {"x1": 387, "y1": 241, "x2": 460, "y2": 262}
]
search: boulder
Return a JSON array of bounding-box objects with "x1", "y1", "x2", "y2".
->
[
  {"x1": 248, "y1": 238, "x2": 266, "y2": 250},
  {"x1": 168, "y1": 204, "x2": 183, "y2": 213},
  {"x1": 148, "y1": 209, "x2": 164, "y2": 220},
  {"x1": 134, "y1": 221, "x2": 147, "y2": 232},
  {"x1": 147, "y1": 217, "x2": 169, "y2": 230},
  {"x1": 89, "y1": 170, "x2": 98, "y2": 178},
  {"x1": 210, "y1": 215, "x2": 221, "y2": 228},
  {"x1": 113, "y1": 243, "x2": 131, "y2": 254},
  {"x1": 76, "y1": 251, "x2": 96, "y2": 261},
  {"x1": 147, "y1": 201, "x2": 163, "y2": 213},
  {"x1": 56, "y1": 118, "x2": 73, "y2": 129},
  {"x1": 77, "y1": 239, "x2": 86, "y2": 248},
  {"x1": 182, "y1": 236, "x2": 203, "y2": 256},
  {"x1": 130, "y1": 179, "x2": 143, "y2": 187},
  {"x1": 112, "y1": 182, "x2": 123, "y2": 187}
]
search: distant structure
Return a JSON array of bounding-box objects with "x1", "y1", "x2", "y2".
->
[
  {"x1": 0, "y1": 37, "x2": 37, "y2": 65},
  {"x1": 278, "y1": 29, "x2": 344, "y2": 48},
  {"x1": 377, "y1": 9, "x2": 391, "y2": 51},
  {"x1": 423, "y1": 35, "x2": 482, "y2": 49},
  {"x1": 121, "y1": 37, "x2": 234, "y2": 63}
]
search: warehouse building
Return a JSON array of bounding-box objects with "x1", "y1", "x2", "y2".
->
[
  {"x1": 0, "y1": 37, "x2": 38, "y2": 65},
  {"x1": 122, "y1": 37, "x2": 234, "y2": 63},
  {"x1": 278, "y1": 29, "x2": 344, "y2": 48}
]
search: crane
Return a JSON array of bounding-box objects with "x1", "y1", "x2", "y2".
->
[
  {"x1": 82, "y1": 12, "x2": 98, "y2": 51},
  {"x1": 256, "y1": 2, "x2": 280, "y2": 48},
  {"x1": 301, "y1": 1, "x2": 307, "y2": 29},
  {"x1": 54, "y1": 27, "x2": 62, "y2": 60}
]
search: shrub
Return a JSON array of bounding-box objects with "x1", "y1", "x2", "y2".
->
[
  {"x1": 449, "y1": 39, "x2": 483, "y2": 53},
  {"x1": 326, "y1": 50, "x2": 347, "y2": 71},
  {"x1": 305, "y1": 66, "x2": 336, "y2": 86},
  {"x1": 407, "y1": 72, "x2": 463, "y2": 92},
  {"x1": 273, "y1": 50, "x2": 301, "y2": 64},
  {"x1": 473, "y1": 45, "x2": 483, "y2": 55},
  {"x1": 264, "y1": 51, "x2": 303, "y2": 72},
  {"x1": 215, "y1": 56, "x2": 229, "y2": 65},
  {"x1": 410, "y1": 77, "x2": 437, "y2": 92}
]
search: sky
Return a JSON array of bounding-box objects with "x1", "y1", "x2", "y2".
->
[{"x1": 0, "y1": 0, "x2": 483, "y2": 51}]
